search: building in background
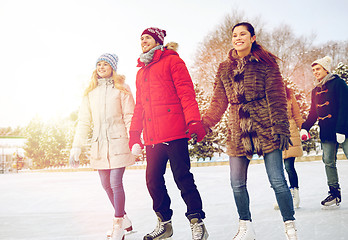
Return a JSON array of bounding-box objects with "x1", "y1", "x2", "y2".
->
[{"x1": 0, "y1": 136, "x2": 27, "y2": 173}]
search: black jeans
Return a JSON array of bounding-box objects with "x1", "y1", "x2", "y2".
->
[
  {"x1": 145, "y1": 138, "x2": 205, "y2": 221},
  {"x1": 284, "y1": 157, "x2": 299, "y2": 189}
]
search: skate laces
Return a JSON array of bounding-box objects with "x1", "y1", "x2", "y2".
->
[
  {"x1": 149, "y1": 220, "x2": 168, "y2": 237},
  {"x1": 190, "y1": 219, "x2": 204, "y2": 239}
]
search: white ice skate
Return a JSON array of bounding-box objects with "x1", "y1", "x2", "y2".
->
[
  {"x1": 107, "y1": 214, "x2": 134, "y2": 239},
  {"x1": 284, "y1": 220, "x2": 297, "y2": 240},
  {"x1": 109, "y1": 217, "x2": 125, "y2": 240},
  {"x1": 233, "y1": 220, "x2": 256, "y2": 240}
]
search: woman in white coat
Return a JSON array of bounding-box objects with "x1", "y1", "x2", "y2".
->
[{"x1": 69, "y1": 53, "x2": 135, "y2": 240}]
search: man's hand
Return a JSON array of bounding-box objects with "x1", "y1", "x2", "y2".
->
[{"x1": 186, "y1": 121, "x2": 206, "y2": 144}]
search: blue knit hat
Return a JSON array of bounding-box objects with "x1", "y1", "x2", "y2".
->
[{"x1": 96, "y1": 53, "x2": 119, "y2": 72}]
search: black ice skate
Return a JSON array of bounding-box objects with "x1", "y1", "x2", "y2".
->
[
  {"x1": 321, "y1": 186, "x2": 341, "y2": 208},
  {"x1": 143, "y1": 212, "x2": 173, "y2": 240},
  {"x1": 188, "y1": 213, "x2": 209, "y2": 240}
]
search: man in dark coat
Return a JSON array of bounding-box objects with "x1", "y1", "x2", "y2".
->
[{"x1": 301, "y1": 56, "x2": 348, "y2": 208}]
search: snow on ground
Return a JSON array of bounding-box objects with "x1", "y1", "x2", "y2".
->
[{"x1": 1, "y1": 160, "x2": 348, "y2": 240}]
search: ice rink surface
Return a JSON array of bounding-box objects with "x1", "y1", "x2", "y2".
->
[{"x1": 1, "y1": 160, "x2": 348, "y2": 240}]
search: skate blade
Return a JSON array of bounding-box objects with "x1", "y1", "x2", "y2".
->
[
  {"x1": 321, "y1": 204, "x2": 341, "y2": 210},
  {"x1": 125, "y1": 230, "x2": 137, "y2": 235}
]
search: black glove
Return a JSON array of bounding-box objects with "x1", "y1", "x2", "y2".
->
[{"x1": 274, "y1": 134, "x2": 293, "y2": 151}]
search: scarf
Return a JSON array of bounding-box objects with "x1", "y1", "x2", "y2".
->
[
  {"x1": 97, "y1": 77, "x2": 114, "y2": 86},
  {"x1": 139, "y1": 45, "x2": 163, "y2": 65},
  {"x1": 315, "y1": 73, "x2": 336, "y2": 88}
]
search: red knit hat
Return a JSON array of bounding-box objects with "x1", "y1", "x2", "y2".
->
[{"x1": 141, "y1": 27, "x2": 166, "y2": 45}]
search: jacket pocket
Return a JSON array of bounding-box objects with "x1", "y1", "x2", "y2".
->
[
  {"x1": 109, "y1": 137, "x2": 130, "y2": 156},
  {"x1": 154, "y1": 104, "x2": 186, "y2": 140}
]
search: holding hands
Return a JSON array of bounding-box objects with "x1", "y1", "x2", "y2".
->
[{"x1": 186, "y1": 121, "x2": 207, "y2": 144}]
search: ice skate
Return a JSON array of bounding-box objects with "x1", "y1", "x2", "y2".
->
[
  {"x1": 321, "y1": 187, "x2": 341, "y2": 209},
  {"x1": 284, "y1": 220, "x2": 297, "y2": 240},
  {"x1": 109, "y1": 217, "x2": 125, "y2": 240},
  {"x1": 143, "y1": 212, "x2": 173, "y2": 240},
  {"x1": 107, "y1": 214, "x2": 133, "y2": 239},
  {"x1": 188, "y1": 213, "x2": 209, "y2": 240},
  {"x1": 233, "y1": 220, "x2": 255, "y2": 240},
  {"x1": 291, "y1": 188, "x2": 300, "y2": 209},
  {"x1": 123, "y1": 214, "x2": 133, "y2": 232},
  {"x1": 274, "y1": 188, "x2": 300, "y2": 210}
]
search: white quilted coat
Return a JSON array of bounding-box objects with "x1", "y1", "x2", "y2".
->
[{"x1": 72, "y1": 79, "x2": 135, "y2": 169}]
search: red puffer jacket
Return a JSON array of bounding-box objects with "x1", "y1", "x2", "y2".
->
[{"x1": 130, "y1": 45, "x2": 201, "y2": 145}]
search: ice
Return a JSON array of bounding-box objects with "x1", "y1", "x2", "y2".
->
[{"x1": 1, "y1": 160, "x2": 348, "y2": 239}]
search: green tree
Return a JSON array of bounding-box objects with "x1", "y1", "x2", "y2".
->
[
  {"x1": 23, "y1": 117, "x2": 45, "y2": 169},
  {"x1": 333, "y1": 62, "x2": 348, "y2": 84},
  {"x1": 23, "y1": 116, "x2": 84, "y2": 169}
]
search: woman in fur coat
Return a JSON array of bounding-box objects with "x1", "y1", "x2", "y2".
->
[
  {"x1": 69, "y1": 53, "x2": 135, "y2": 240},
  {"x1": 202, "y1": 22, "x2": 298, "y2": 240}
]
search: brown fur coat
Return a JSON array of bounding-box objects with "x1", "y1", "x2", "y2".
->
[{"x1": 202, "y1": 49, "x2": 290, "y2": 159}]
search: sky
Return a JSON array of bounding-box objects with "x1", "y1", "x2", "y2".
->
[{"x1": 1, "y1": 0, "x2": 347, "y2": 128}]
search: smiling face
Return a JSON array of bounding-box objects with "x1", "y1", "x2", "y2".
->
[
  {"x1": 141, "y1": 34, "x2": 159, "y2": 53},
  {"x1": 96, "y1": 61, "x2": 113, "y2": 78},
  {"x1": 232, "y1": 25, "x2": 256, "y2": 58},
  {"x1": 312, "y1": 64, "x2": 328, "y2": 82}
]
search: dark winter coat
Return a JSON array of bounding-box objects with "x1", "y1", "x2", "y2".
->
[
  {"x1": 202, "y1": 49, "x2": 290, "y2": 159},
  {"x1": 302, "y1": 74, "x2": 348, "y2": 142},
  {"x1": 130, "y1": 44, "x2": 201, "y2": 145}
]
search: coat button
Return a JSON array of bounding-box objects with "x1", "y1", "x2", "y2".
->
[
  {"x1": 148, "y1": 118, "x2": 151, "y2": 121},
  {"x1": 167, "y1": 109, "x2": 171, "y2": 112}
]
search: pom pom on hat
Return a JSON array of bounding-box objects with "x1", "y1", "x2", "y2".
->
[
  {"x1": 96, "y1": 53, "x2": 119, "y2": 72},
  {"x1": 141, "y1": 27, "x2": 166, "y2": 45},
  {"x1": 312, "y1": 56, "x2": 332, "y2": 72}
]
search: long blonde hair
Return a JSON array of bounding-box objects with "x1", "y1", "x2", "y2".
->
[{"x1": 84, "y1": 69, "x2": 130, "y2": 96}]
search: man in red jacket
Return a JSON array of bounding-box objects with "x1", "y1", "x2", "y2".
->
[{"x1": 129, "y1": 27, "x2": 209, "y2": 240}]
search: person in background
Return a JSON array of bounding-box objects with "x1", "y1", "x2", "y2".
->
[
  {"x1": 202, "y1": 22, "x2": 298, "y2": 240},
  {"x1": 301, "y1": 56, "x2": 348, "y2": 208},
  {"x1": 128, "y1": 27, "x2": 209, "y2": 240},
  {"x1": 274, "y1": 85, "x2": 304, "y2": 210},
  {"x1": 69, "y1": 53, "x2": 135, "y2": 240}
]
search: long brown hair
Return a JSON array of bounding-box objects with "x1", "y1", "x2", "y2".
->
[
  {"x1": 84, "y1": 69, "x2": 130, "y2": 96},
  {"x1": 232, "y1": 22, "x2": 281, "y2": 68}
]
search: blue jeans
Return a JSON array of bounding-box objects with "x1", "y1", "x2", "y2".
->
[
  {"x1": 284, "y1": 157, "x2": 299, "y2": 189},
  {"x1": 229, "y1": 149, "x2": 295, "y2": 222},
  {"x1": 321, "y1": 138, "x2": 348, "y2": 189},
  {"x1": 98, "y1": 168, "x2": 126, "y2": 217}
]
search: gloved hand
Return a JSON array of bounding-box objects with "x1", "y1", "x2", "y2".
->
[
  {"x1": 274, "y1": 134, "x2": 293, "y2": 151},
  {"x1": 69, "y1": 147, "x2": 81, "y2": 168},
  {"x1": 337, "y1": 133, "x2": 346, "y2": 144},
  {"x1": 129, "y1": 131, "x2": 144, "y2": 150},
  {"x1": 300, "y1": 129, "x2": 310, "y2": 141},
  {"x1": 186, "y1": 121, "x2": 206, "y2": 144},
  {"x1": 131, "y1": 143, "x2": 143, "y2": 156}
]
